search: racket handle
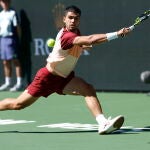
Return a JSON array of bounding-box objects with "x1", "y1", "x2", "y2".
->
[{"x1": 129, "y1": 25, "x2": 135, "y2": 31}]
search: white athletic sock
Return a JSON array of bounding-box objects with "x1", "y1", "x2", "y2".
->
[
  {"x1": 5, "y1": 77, "x2": 11, "y2": 85},
  {"x1": 96, "y1": 114, "x2": 107, "y2": 125},
  {"x1": 16, "y1": 77, "x2": 22, "y2": 86}
]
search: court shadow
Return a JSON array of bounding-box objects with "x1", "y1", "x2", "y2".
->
[
  {"x1": 0, "y1": 126, "x2": 149, "y2": 135},
  {"x1": 112, "y1": 126, "x2": 150, "y2": 134},
  {"x1": 0, "y1": 130, "x2": 97, "y2": 134}
]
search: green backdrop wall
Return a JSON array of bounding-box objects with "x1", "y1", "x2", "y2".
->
[{"x1": 0, "y1": 0, "x2": 150, "y2": 91}]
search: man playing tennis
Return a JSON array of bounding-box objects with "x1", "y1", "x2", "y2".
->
[{"x1": 0, "y1": 5, "x2": 131, "y2": 134}]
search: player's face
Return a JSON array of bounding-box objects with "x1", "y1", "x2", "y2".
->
[{"x1": 63, "y1": 11, "x2": 80, "y2": 31}]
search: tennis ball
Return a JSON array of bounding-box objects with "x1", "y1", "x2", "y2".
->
[{"x1": 47, "y1": 38, "x2": 55, "y2": 47}]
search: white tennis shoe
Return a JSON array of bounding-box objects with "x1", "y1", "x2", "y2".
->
[
  {"x1": 98, "y1": 115, "x2": 124, "y2": 134},
  {"x1": 0, "y1": 83, "x2": 11, "y2": 91},
  {"x1": 9, "y1": 84, "x2": 24, "y2": 92}
]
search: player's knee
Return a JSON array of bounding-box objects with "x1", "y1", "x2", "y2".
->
[
  {"x1": 87, "y1": 83, "x2": 95, "y2": 91},
  {"x1": 83, "y1": 83, "x2": 96, "y2": 95},
  {"x1": 12, "y1": 102, "x2": 26, "y2": 110},
  {"x1": 2, "y1": 98, "x2": 25, "y2": 110},
  {"x1": 87, "y1": 83, "x2": 94, "y2": 91}
]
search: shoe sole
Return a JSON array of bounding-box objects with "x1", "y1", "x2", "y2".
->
[
  {"x1": 113, "y1": 116, "x2": 124, "y2": 129},
  {"x1": 99, "y1": 116, "x2": 124, "y2": 135}
]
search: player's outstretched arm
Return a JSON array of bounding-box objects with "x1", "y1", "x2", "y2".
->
[{"x1": 73, "y1": 27, "x2": 131, "y2": 46}]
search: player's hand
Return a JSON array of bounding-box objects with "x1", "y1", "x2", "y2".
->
[{"x1": 117, "y1": 27, "x2": 131, "y2": 37}]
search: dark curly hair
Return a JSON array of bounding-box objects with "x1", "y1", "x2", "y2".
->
[{"x1": 64, "y1": 5, "x2": 81, "y2": 17}]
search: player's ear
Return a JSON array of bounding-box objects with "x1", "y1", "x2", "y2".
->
[{"x1": 63, "y1": 16, "x2": 66, "y2": 23}]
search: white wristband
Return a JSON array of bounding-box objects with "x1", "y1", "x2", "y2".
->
[{"x1": 106, "y1": 32, "x2": 118, "y2": 41}]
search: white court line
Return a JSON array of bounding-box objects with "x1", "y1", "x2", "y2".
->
[
  {"x1": 0, "y1": 119, "x2": 35, "y2": 125},
  {"x1": 0, "y1": 119, "x2": 149, "y2": 133}
]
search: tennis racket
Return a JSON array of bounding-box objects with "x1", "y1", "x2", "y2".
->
[{"x1": 129, "y1": 9, "x2": 150, "y2": 30}]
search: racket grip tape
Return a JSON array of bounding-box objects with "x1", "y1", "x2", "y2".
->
[{"x1": 129, "y1": 25, "x2": 135, "y2": 31}]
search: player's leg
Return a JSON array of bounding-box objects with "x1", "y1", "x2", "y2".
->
[
  {"x1": 63, "y1": 76, "x2": 103, "y2": 117},
  {"x1": 63, "y1": 76, "x2": 124, "y2": 134},
  {"x1": 0, "y1": 90, "x2": 39, "y2": 110}
]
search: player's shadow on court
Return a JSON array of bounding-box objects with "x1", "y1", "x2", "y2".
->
[
  {"x1": 0, "y1": 130, "x2": 97, "y2": 134},
  {"x1": 112, "y1": 126, "x2": 150, "y2": 134},
  {"x1": 0, "y1": 126, "x2": 150, "y2": 134}
]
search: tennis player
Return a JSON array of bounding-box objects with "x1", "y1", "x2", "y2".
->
[{"x1": 0, "y1": 5, "x2": 131, "y2": 134}]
